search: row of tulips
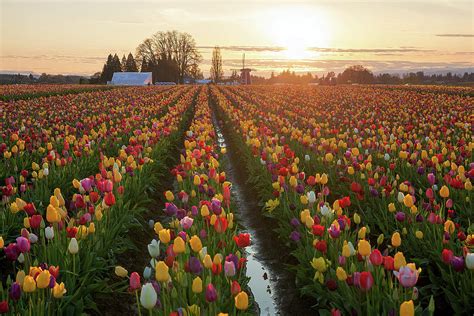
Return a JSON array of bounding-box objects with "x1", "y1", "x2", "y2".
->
[
  {"x1": 0, "y1": 86, "x2": 199, "y2": 314},
  {"x1": 0, "y1": 84, "x2": 114, "y2": 101},
  {"x1": 210, "y1": 85, "x2": 473, "y2": 315},
  {"x1": 1, "y1": 86, "x2": 185, "y2": 242},
  {"x1": 222, "y1": 85, "x2": 473, "y2": 313},
  {"x1": 117, "y1": 86, "x2": 254, "y2": 315}
]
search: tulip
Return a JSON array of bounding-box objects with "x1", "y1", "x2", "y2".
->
[
  {"x1": 369, "y1": 249, "x2": 383, "y2": 266},
  {"x1": 52, "y1": 282, "x2": 66, "y2": 298},
  {"x1": 23, "y1": 276, "x2": 36, "y2": 292},
  {"x1": 155, "y1": 261, "x2": 170, "y2": 282},
  {"x1": 336, "y1": 267, "x2": 347, "y2": 281},
  {"x1": 439, "y1": 185, "x2": 449, "y2": 198},
  {"x1": 172, "y1": 236, "x2": 185, "y2": 254},
  {"x1": 466, "y1": 253, "x2": 474, "y2": 270},
  {"x1": 0, "y1": 301, "x2": 8, "y2": 313},
  {"x1": 359, "y1": 271, "x2": 374, "y2": 290},
  {"x1": 450, "y1": 256, "x2": 465, "y2": 272},
  {"x1": 394, "y1": 252, "x2": 407, "y2": 270},
  {"x1": 0, "y1": 236, "x2": 3, "y2": 248},
  {"x1": 158, "y1": 229, "x2": 171, "y2": 244},
  {"x1": 224, "y1": 261, "x2": 236, "y2": 277},
  {"x1": 147, "y1": 239, "x2": 160, "y2": 258},
  {"x1": 231, "y1": 280, "x2": 241, "y2": 296},
  {"x1": 233, "y1": 233, "x2": 250, "y2": 248},
  {"x1": 9, "y1": 282, "x2": 21, "y2": 301},
  {"x1": 16, "y1": 236, "x2": 30, "y2": 253},
  {"x1": 68, "y1": 238, "x2": 79, "y2": 254},
  {"x1": 140, "y1": 283, "x2": 157, "y2": 310},
  {"x1": 399, "y1": 300, "x2": 414, "y2": 316},
  {"x1": 192, "y1": 277, "x2": 203, "y2": 293},
  {"x1": 36, "y1": 270, "x2": 51, "y2": 289},
  {"x1": 235, "y1": 291, "x2": 249, "y2": 310},
  {"x1": 205, "y1": 283, "x2": 218, "y2": 302},
  {"x1": 115, "y1": 266, "x2": 128, "y2": 278},
  {"x1": 441, "y1": 249, "x2": 453, "y2": 264},
  {"x1": 45, "y1": 226, "x2": 55, "y2": 240},
  {"x1": 394, "y1": 266, "x2": 419, "y2": 288},
  {"x1": 358, "y1": 240, "x2": 371, "y2": 257},
  {"x1": 391, "y1": 232, "x2": 401, "y2": 248},
  {"x1": 129, "y1": 272, "x2": 141, "y2": 291},
  {"x1": 189, "y1": 235, "x2": 203, "y2": 252}
]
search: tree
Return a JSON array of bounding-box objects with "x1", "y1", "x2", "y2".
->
[
  {"x1": 99, "y1": 54, "x2": 114, "y2": 83},
  {"x1": 136, "y1": 30, "x2": 202, "y2": 83},
  {"x1": 125, "y1": 53, "x2": 138, "y2": 72},
  {"x1": 121, "y1": 54, "x2": 127, "y2": 71},
  {"x1": 210, "y1": 46, "x2": 223, "y2": 83},
  {"x1": 338, "y1": 65, "x2": 374, "y2": 84},
  {"x1": 112, "y1": 54, "x2": 122, "y2": 73}
]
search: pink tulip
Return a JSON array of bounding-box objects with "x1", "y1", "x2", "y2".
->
[{"x1": 393, "y1": 266, "x2": 419, "y2": 288}]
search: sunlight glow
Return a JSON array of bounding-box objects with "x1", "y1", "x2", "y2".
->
[{"x1": 265, "y1": 6, "x2": 330, "y2": 59}]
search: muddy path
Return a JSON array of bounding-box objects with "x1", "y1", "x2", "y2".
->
[{"x1": 209, "y1": 94, "x2": 317, "y2": 316}]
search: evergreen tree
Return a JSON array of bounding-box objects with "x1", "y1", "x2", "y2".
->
[
  {"x1": 121, "y1": 54, "x2": 127, "y2": 71},
  {"x1": 125, "y1": 53, "x2": 138, "y2": 72},
  {"x1": 99, "y1": 54, "x2": 114, "y2": 83},
  {"x1": 112, "y1": 54, "x2": 122, "y2": 73}
]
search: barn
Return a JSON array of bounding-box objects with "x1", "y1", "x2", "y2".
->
[{"x1": 109, "y1": 72, "x2": 152, "y2": 86}]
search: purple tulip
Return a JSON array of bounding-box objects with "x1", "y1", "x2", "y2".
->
[
  {"x1": 290, "y1": 218, "x2": 300, "y2": 227},
  {"x1": 427, "y1": 173, "x2": 436, "y2": 185},
  {"x1": 211, "y1": 199, "x2": 222, "y2": 215},
  {"x1": 164, "y1": 203, "x2": 178, "y2": 216},
  {"x1": 451, "y1": 256, "x2": 465, "y2": 272},
  {"x1": 191, "y1": 206, "x2": 198, "y2": 217},
  {"x1": 9, "y1": 283, "x2": 21, "y2": 301},
  {"x1": 188, "y1": 257, "x2": 203, "y2": 275},
  {"x1": 16, "y1": 237, "x2": 30, "y2": 253},
  {"x1": 199, "y1": 229, "x2": 207, "y2": 239},
  {"x1": 4, "y1": 243, "x2": 19, "y2": 261},
  {"x1": 290, "y1": 231, "x2": 301, "y2": 242},
  {"x1": 395, "y1": 212, "x2": 406, "y2": 222}
]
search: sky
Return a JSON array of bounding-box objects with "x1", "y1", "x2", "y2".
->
[{"x1": 1, "y1": 0, "x2": 473, "y2": 77}]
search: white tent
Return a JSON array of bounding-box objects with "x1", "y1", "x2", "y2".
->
[{"x1": 109, "y1": 72, "x2": 152, "y2": 86}]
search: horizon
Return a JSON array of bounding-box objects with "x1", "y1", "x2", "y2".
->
[{"x1": 1, "y1": 0, "x2": 473, "y2": 77}]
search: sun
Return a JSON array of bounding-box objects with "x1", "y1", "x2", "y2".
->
[{"x1": 265, "y1": 6, "x2": 330, "y2": 60}]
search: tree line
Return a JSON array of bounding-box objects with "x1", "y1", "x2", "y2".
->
[{"x1": 250, "y1": 65, "x2": 474, "y2": 85}]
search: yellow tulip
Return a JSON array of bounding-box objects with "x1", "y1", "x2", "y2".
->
[
  {"x1": 155, "y1": 261, "x2": 170, "y2": 282},
  {"x1": 23, "y1": 276, "x2": 36, "y2": 292},
  {"x1": 336, "y1": 267, "x2": 347, "y2": 281},
  {"x1": 234, "y1": 291, "x2": 249, "y2": 310},
  {"x1": 159, "y1": 229, "x2": 171, "y2": 244},
  {"x1": 154, "y1": 222, "x2": 163, "y2": 235},
  {"x1": 403, "y1": 194, "x2": 414, "y2": 208},
  {"x1": 189, "y1": 235, "x2": 202, "y2": 253},
  {"x1": 394, "y1": 252, "x2": 407, "y2": 270},
  {"x1": 358, "y1": 240, "x2": 371, "y2": 257},
  {"x1": 200, "y1": 205, "x2": 210, "y2": 217},
  {"x1": 0, "y1": 236, "x2": 3, "y2": 248},
  {"x1": 399, "y1": 300, "x2": 414, "y2": 316},
  {"x1": 173, "y1": 236, "x2": 185, "y2": 254},
  {"x1": 439, "y1": 185, "x2": 449, "y2": 198},
  {"x1": 203, "y1": 254, "x2": 213, "y2": 269},
  {"x1": 415, "y1": 230, "x2": 423, "y2": 239},
  {"x1": 36, "y1": 270, "x2": 51, "y2": 289},
  {"x1": 391, "y1": 232, "x2": 401, "y2": 248},
  {"x1": 115, "y1": 266, "x2": 128, "y2": 278},
  {"x1": 165, "y1": 191, "x2": 174, "y2": 201},
  {"x1": 192, "y1": 277, "x2": 202, "y2": 293},
  {"x1": 52, "y1": 282, "x2": 67, "y2": 298}
]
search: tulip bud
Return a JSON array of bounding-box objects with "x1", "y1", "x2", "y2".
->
[
  {"x1": 115, "y1": 266, "x2": 128, "y2": 278},
  {"x1": 68, "y1": 238, "x2": 79, "y2": 254},
  {"x1": 140, "y1": 283, "x2": 157, "y2": 310}
]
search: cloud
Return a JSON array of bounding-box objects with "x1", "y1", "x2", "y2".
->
[
  {"x1": 198, "y1": 45, "x2": 285, "y2": 52},
  {"x1": 435, "y1": 34, "x2": 474, "y2": 37},
  {"x1": 198, "y1": 45, "x2": 435, "y2": 54}
]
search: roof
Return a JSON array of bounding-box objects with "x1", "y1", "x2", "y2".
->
[{"x1": 109, "y1": 72, "x2": 152, "y2": 86}]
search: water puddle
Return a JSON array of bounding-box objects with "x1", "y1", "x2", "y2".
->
[{"x1": 212, "y1": 109, "x2": 314, "y2": 315}]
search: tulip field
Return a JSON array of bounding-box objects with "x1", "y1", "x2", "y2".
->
[{"x1": 0, "y1": 84, "x2": 473, "y2": 315}]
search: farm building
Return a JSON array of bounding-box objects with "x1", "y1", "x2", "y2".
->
[{"x1": 109, "y1": 72, "x2": 152, "y2": 86}]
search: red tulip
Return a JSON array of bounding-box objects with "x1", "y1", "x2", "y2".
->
[
  {"x1": 234, "y1": 233, "x2": 250, "y2": 248},
  {"x1": 369, "y1": 249, "x2": 383, "y2": 266},
  {"x1": 312, "y1": 224, "x2": 325, "y2": 236},
  {"x1": 359, "y1": 271, "x2": 374, "y2": 290},
  {"x1": 104, "y1": 192, "x2": 116, "y2": 206},
  {"x1": 441, "y1": 249, "x2": 453, "y2": 264},
  {"x1": 231, "y1": 280, "x2": 241, "y2": 296},
  {"x1": 383, "y1": 256, "x2": 394, "y2": 270},
  {"x1": 214, "y1": 217, "x2": 228, "y2": 233},
  {"x1": 129, "y1": 272, "x2": 141, "y2": 291}
]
